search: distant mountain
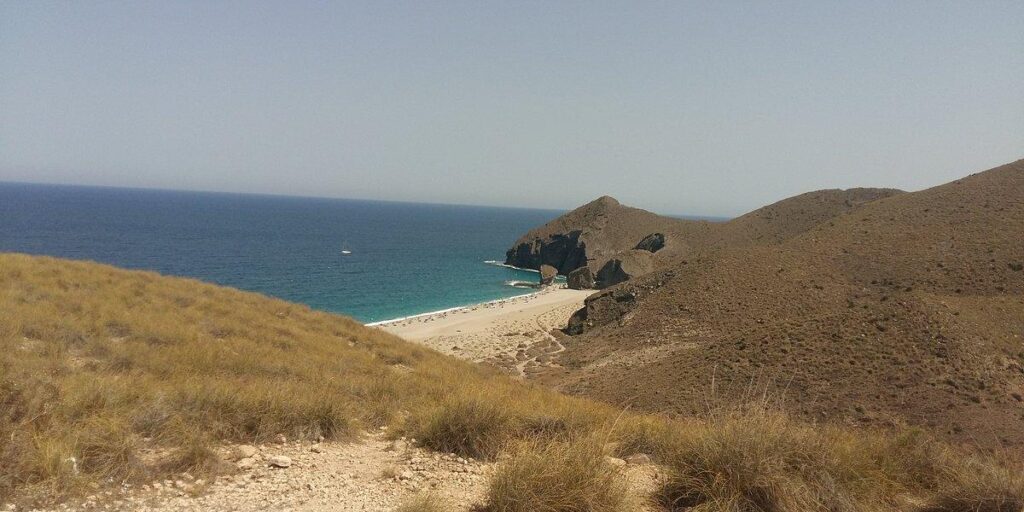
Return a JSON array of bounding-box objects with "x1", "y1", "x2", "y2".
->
[{"x1": 534, "y1": 159, "x2": 1024, "y2": 452}]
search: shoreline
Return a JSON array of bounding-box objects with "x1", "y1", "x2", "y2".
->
[
  {"x1": 375, "y1": 286, "x2": 592, "y2": 376},
  {"x1": 366, "y1": 259, "x2": 565, "y2": 327},
  {"x1": 364, "y1": 288, "x2": 542, "y2": 327}
]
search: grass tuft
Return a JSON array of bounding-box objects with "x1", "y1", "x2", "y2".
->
[
  {"x1": 394, "y1": 492, "x2": 449, "y2": 512},
  {"x1": 485, "y1": 437, "x2": 633, "y2": 512}
]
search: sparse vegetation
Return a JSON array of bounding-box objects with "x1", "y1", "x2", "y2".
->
[
  {"x1": 485, "y1": 437, "x2": 633, "y2": 512},
  {"x1": 1, "y1": 253, "x2": 1021, "y2": 510},
  {"x1": 652, "y1": 407, "x2": 1024, "y2": 512},
  {"x1": 394, "y1": 492, "x2": 449, "y2": 512}
]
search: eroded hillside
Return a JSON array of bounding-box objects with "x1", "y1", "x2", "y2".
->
[{"x1": 539, "y1": 160, "x2": 1024, "y2": 453}]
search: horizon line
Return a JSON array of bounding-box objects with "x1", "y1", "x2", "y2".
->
[{"x1": 0, "y1": 179, "x2": 731, "y2": 221}]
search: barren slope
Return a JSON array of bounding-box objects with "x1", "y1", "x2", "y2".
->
[
  {"x1": 505, "y1": 188, "x2": 902, "y2": 288},
  {"x1": 541, "y1": 160, "x2": 1024, "y2": 452}
]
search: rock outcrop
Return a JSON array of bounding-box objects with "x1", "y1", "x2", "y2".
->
[
  {"x1": 505, "y1": 231, "x2": 588, "y2": 275},
  {"x1": 567, "y1": 267, "x2": 596, "y2": 290},
  {"x1": 504, "y1": 196, "x2": 697, "y2": 281},
  {"x1": 539, "y1": 264, "x2": 558, "y2": 286},
  {"x1": 595, "y1": 250, "x2": 655, "y2": 288},
  {"x1": 566, "y1": 288, "x2": 638, "y2": 335},
  {"x1": 634, "y1": 233, "x2": 665, "y2": 253}
]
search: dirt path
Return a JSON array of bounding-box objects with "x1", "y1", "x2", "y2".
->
[
  {"x1": 43, "y1": 431, "x2": 491, "y2": 512},
  {"x1": 38, "y1": 430, "x2": 661, "y2": 512}
]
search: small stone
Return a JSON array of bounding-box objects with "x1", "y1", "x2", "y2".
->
[
  {"x1": 625, "y1": 453, "x2": 652, "y2": 465},
  {"x1": 604, "y1": 456, "x2": 626, "y2": 467},
  {"x1": 310, "y1": 446, "x2": 323, "y2": 453},
  {"x1": 236, "y1": 457, "x2": 257, "y2": 470},
  {"x1": 268, "y1": 455, "x2": 292, "y2": 468},
  {"x1": 398, "y1": 470, "x2": 414, "y2": 480},
  {"x1": 274, "y1": 434, "x2": 287, "y2": 444},
  {"x1": 235, "y1": 445, "x2": 258, "y2": 460}
]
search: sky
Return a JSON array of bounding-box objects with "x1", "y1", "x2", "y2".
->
[{"x1": 1, "y1": 1, "x2": 1022, "y2": 217}]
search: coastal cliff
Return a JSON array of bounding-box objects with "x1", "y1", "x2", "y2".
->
[{"x1": 503, "y1": 196, "x2": 701, "y2": 287}]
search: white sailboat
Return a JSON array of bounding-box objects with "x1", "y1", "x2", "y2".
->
[{"x1": 341, "y1": 241, "x2": 352, "y2": 255}]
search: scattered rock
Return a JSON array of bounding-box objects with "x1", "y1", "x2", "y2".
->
[
  {"x1": 539, "y1": 264, "x2": 558, "y2": 286},
  {"x1": 635, "y1": 233, "x2": 666, "y2": 253},
  {"x1": 234, "y1": 445, "x2": 258, "y2": 460},
  {"x1": 604, "y1": 456, "x2": 627, "y2": 467},
  {"x1": 595, "y1": 250, "x2": 654, "y2": 288},
  {"x1": 625, "y1": 453, "x2": 652, "y2": 465},
  {"x1": 236, "y1": 457, "x2": 257, "y2": 470},
  {"x1": 267, "y1": 455, "x2": 292, "y2": 468},
  {"x1": 567, "y1": 266, "x2": 596, "y2": 290}
]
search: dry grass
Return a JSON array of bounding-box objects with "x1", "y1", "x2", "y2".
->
[
  {"x1": 651, "y1": 406, "x2": 1024, "y2": 512},
  {"x1": 394, "y1": 492, "x2": 449, "y2": 512},
  {"x1": 1, "y1": 253, "x2": 1021, "y2": 510},
  {"x1": 0, "y1": 253, "x2": 519, "y2": 502},
  {"x1": 485, "y1": 437, "x2": 633, "y2": 512}
]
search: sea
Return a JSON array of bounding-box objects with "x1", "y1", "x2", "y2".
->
[{"x1": 0, "y1": 182, "x2": 562, "y2": 323}]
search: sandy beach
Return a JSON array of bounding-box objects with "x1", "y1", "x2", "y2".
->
[{"x1": 375, "y1": 286, "x2": 592, "y2": 376}]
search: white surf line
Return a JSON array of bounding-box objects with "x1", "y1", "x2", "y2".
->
[
  {"x1": 367, "y1": 261, "x2": 552, "y2": 327},
  {"x1": 483, "y1": 260, "x2": 541, "y2": 273},
  {"x1": 365, "y1": 289, "x2": 547, "y2": 327}
]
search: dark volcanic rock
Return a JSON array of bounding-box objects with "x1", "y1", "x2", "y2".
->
[
  {"x1": 539, "y1": 264, "x2": 558, "y2": 286},
  {"x1": 506, "y1": 231, "x2": 588, "y2": 275},
  {"x1": 595, "y1": 250, "x2": 654, "y2": 288},
  {"x1": 567, "y1": 267, "x2": 596, "y2": 290},
  {"x1": 566, "y1": 288, "x2": 638, "y2": 335},
  {"x1": 504, "y1": 196, "x2": 691, "y2": 277},
  {"x1": 635, "y1": 233, "x2": 665, "y2": 253}
]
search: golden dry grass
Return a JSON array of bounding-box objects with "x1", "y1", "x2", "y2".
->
[
  {"x1": 652, "y1": 407, "x2": 1024, "y2": 512},
  {"x1": 394, "y1": 492, "x2": 449, "y2": 512},
  {"x1": 1, "y1": 253, "x2": 1021, "y2": 510},
  {"x1": 485, "y1": 437, "x2": 633, "y2": 512}
]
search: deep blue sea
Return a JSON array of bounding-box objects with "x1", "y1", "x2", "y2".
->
[{"x1": 0, "y1": 182, "x2": 562, "y2": 323}]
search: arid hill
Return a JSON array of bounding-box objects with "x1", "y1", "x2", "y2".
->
[
  {"x1": 537, "y1": 159, "x2": 1024, "y2": 453},
  {"x1": 504, "y1": 196, "x2": 710, "y2": 285},
  {"x1": 505, "y1": 188, "x2": 902, "y2": 289}
]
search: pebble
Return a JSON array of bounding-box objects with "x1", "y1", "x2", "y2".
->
[
  {"x1": 604, "y1": 456, "x2": 627, "y2": 467},
  {"x1": 625, "y1": 453, "x2": 652, "y2": 465},
  {"x1": 268, "y1": 455, "x2": 292, "y2": 468},
  {"x1": 235, "y1": 445, "x2": 258, "y2": 460}
]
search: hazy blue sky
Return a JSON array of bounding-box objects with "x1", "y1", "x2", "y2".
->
[{"x1": 2, "y1": 1, "x2": 1022, "y2": 217}]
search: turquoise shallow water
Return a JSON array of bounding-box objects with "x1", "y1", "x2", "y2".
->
[{"x1": 0, "y1": 182, "x2": 562, "y2": 323}]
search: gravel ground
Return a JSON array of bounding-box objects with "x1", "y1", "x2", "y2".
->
[{"x1": 31, "y1": 431, "x2": 490, "y2": 512}]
